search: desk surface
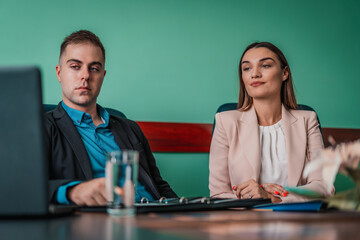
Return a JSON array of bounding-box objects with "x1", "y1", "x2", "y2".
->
[{"x1": 1, "y1": 209, "x2": 360, "y2": 240}]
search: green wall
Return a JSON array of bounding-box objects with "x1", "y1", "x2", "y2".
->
[{"x1": 1, "y1": 0, "x2": 359, "y2": 196}]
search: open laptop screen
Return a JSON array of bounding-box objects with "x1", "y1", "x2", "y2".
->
[{"x1": 0, "y1": 66, "x2": 49, "y2": 215}]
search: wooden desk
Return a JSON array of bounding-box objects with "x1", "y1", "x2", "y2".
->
[{"x1": 1, "y1": 210, "x2": 360, "y2": 240}]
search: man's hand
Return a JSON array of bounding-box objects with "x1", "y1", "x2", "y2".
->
[
  {"x1": 68, "y1": 178, "x2": 108, "y2": 206},
  {"x1": 232, "y1": 179, "x2": 282, "y2": 203}
]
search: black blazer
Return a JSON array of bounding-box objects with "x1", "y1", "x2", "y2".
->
[{"x1": 44, "y1": 103, "x2": 177, "y2": 203}]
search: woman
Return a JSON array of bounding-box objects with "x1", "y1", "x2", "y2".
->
[{"x1": 209, "y1": 42, "x2": 334, "y2": 203}]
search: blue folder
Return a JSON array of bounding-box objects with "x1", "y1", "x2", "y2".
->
[{"x1": 253, "y1": 200, "x2": 324, "y2": 212}]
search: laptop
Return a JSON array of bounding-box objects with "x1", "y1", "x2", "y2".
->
[{"x1": 0, "y1": 66, "x2": 76, "y2": 216}]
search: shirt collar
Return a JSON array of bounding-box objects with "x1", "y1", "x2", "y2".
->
[
  {"x1": 97, "y1": 105, "x2": 110, "y2": 127},
  {"x1": 61, "y1": 101, "x2": 110, "y2": 127}
]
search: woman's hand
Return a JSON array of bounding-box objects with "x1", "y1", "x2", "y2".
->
[
  {"x1": 232, "y1": 180, "x2": 284, "y2": 203},
  {"x1": 260, "y1": 183, "x2": 288, "y2": 197},
  {"x1": 232, "y1": 179, "x2": 267, "y2": 199}
]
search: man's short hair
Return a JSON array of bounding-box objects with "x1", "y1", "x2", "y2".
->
[{"x1": 59, "y1": 30, "x2": 105, "y2": 63}]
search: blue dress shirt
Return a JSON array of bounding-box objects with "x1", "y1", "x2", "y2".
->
[{"x1": 56, "y1": 102, "x2": 154, "y2": 204}]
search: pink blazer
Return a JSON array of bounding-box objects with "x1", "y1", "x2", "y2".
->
[{"x1": 209, "y1": 105, "x2": 334, "y2": 202}]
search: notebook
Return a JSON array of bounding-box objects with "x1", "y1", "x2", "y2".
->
[
  {"x1": 79, "y1": 197, "x2": 271, "y2": 213},
  {"x1": 134, "y1": 197, "x2": 271, "y2": 214},
  {"x1": 0, "y1": 66, "x2": 76, "y2": 216}
]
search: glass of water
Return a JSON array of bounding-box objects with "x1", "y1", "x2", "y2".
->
[{"x1": 105, "y1": 150, "x2": 139, "y2": 217}]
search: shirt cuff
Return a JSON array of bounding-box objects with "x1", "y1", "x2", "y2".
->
[{"x1": 56, "y1": 181, "x2": 82, "y2": 205}]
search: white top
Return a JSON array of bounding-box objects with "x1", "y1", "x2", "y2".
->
[{"x1": 259, "y1": 120, "x2": 288, "y2": 186}]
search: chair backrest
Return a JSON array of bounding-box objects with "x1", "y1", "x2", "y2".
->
[
  {"x1": 213, "y1": 103, "x2": 323, "y2": 137},
  {"x1": 43, "y1": 104, "x2": 127, "y2": 119}
]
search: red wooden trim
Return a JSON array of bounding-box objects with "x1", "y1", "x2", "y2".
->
[
  {"x1": 322, "y1": 128, "x2": 360, "y2": 147},
  {"x1": 136, "y1": 121, "x2": 360, "y2": 152},
  {"x1": 136, "y1": 122, "x2": 213, "y2": 152}
]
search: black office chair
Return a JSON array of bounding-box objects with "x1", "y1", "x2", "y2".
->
[
  {"x1": 213, "y1": 103, "x2": 323, "y2": 137},
  {"x1": 43, "y1": 104, "x2": 127, "y2": 119}
]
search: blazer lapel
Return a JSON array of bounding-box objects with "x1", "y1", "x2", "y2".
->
[
  {"x1": 109, "y1": 118, "x2": 149, "y2": 173},
  {"x1": 53, "y1": 104, "x2": 93, "y2": 180},
  {"x1": 109, "y1": 118, "x2": 132, "y2": 150},
  {"x1": 109, "y1": 117, "x2": 161, "y2": 198},
  {"x1": 238, "y1": 107, "x2": 261, "y2": 181},
  {"x1": 282, "y1": 106, "x2": 306, "y2": 186}
]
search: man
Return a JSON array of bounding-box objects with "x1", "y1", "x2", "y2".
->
[{"x1": 45, "y1": 30, "x2": 177, "y2": 206}]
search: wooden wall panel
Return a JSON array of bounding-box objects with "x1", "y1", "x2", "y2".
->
[
  {"x1": 322, "y1": 128, "x2": 360, "y2": 147},
  {"x1": 137, "y1": 122, "x2": 213, "y2": 152},
  {"x1": 137, "y1": 121, "x2": 360, "y2": 152}
]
